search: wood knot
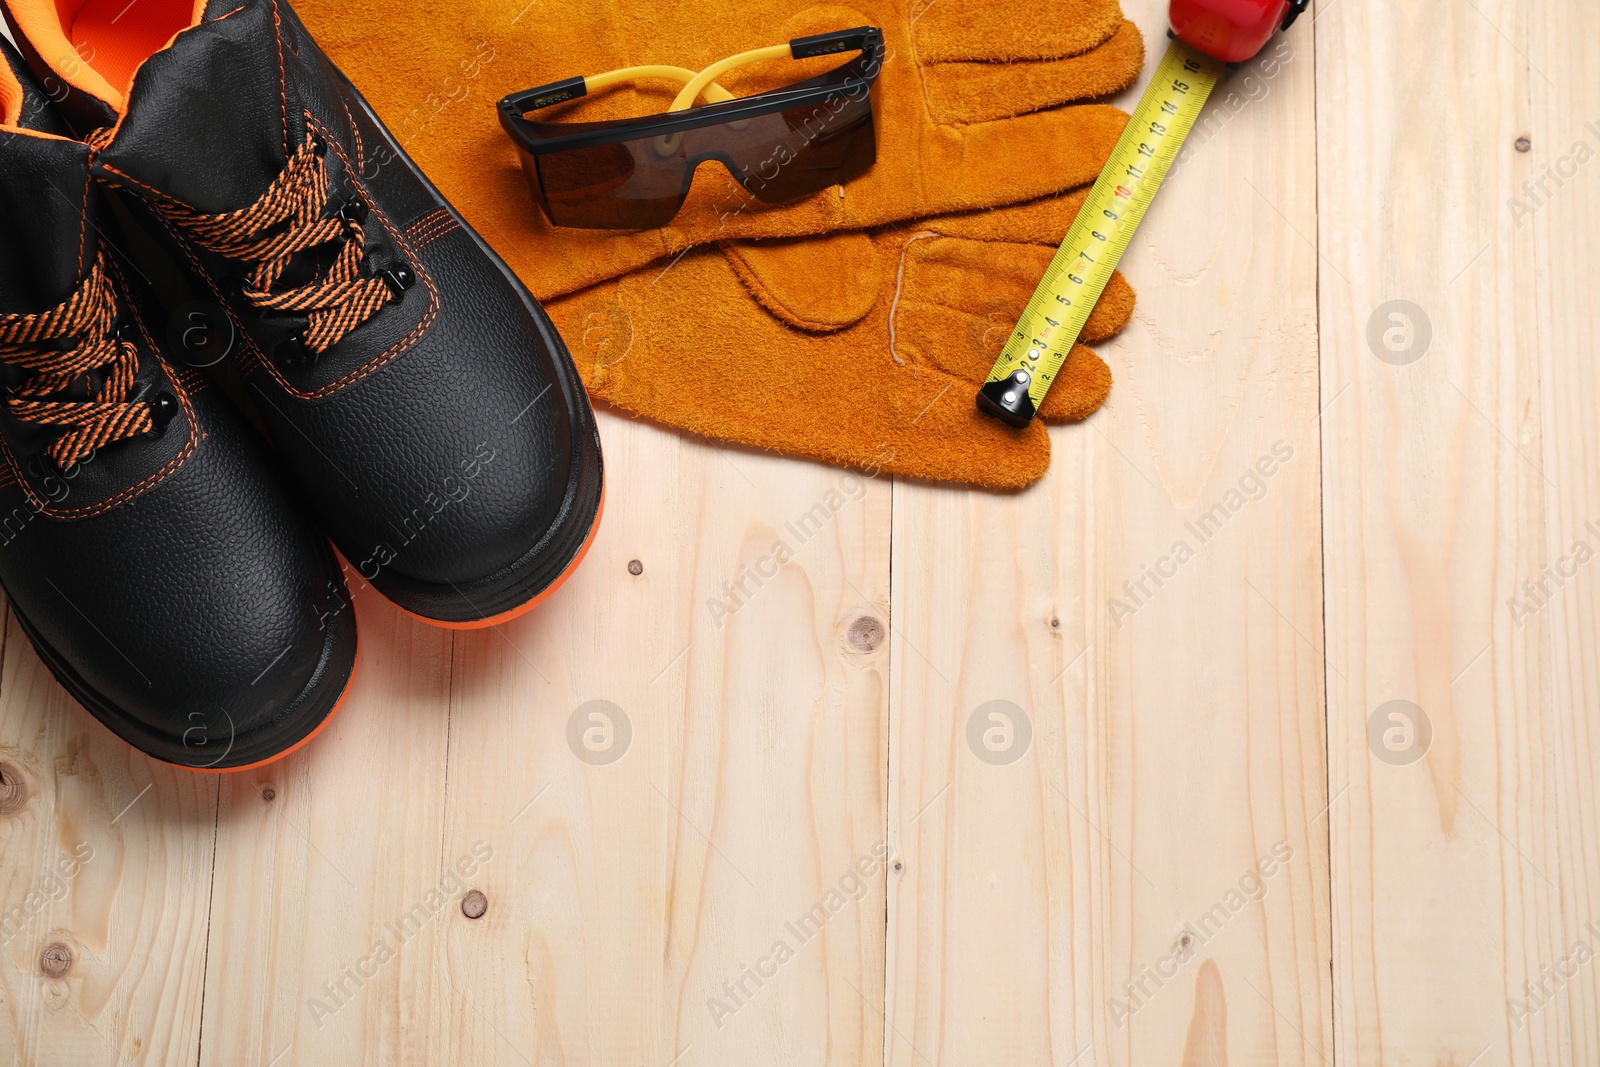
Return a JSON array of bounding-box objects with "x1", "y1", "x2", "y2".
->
[
  {"x1": 627, "y1": 559, "x2": 644, "y2": 576},
  {"x1": 0, "y1": 762, "x2": 27, "y2": 817},
  {"x1": 461, "y1": 890, "x2": 488, "y2": 920},
  {"x1": 846, "y1": 615, "x2": 885, "y2": 653},
  {"x1": 40, "y1": 942, "x2": 72, "y2": 978},
  {"x1": 260, "y1": 787, "x2": 276, "y2": 802},
  {"x1": 1515, "y1": 136, "x2": 1531, "y2": 152}
]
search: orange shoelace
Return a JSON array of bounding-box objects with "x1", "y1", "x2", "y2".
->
[
  {"x1": 0, "y1": 252, "x2": 156, "y2": 468},
  {"x1": 157, "y1": 132, "x2": 399, "y2": 356}
]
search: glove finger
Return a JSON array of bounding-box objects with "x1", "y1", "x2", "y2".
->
[
  {"x1": 1084, "y1": 271, "x2": 1136, "y2": 342},
  {"x1": 719, "y1": 228, "x2": 1135, "y2": 342},
  {"x1": 548, "y1": 246, "x2": 1054, "y2": 489},
  {"x1": 907, "y1": 194, "x2": 1138, "y2": 341},
  {"x1": 888, "y1": 233, "x2": 1135, "y2": 347},
  {"x1": 713, "y1": 192, "x2": 1136, "y2": 360},
  {"x1": 886, "y1": 232, "x2": 1134, "y2": 422},
  {"x1": 1036, "y1": 346, "x2": 1114, "y2": 422},
  {"x1": 912, "y1": 0, "x2": 1128, "y2": 63},
  {"x1": 894, "y1": 296, "x2": 1116, "y2": 420},
  {"x1": 721, "y1": 233, "x2": 883, "y2": 332},
  {"x1": 916, "y1": 189, "x2": 1094, "y2": 243},
  {"x1": 921, "y1": 21, "x2": 1146, "y2": 125}
]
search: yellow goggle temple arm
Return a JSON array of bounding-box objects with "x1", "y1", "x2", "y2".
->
[
  {"x1": 579, "y1": 62, "x2": 754, "y2": 158},
  {"x1": 582, "y1": 65, "x2": 737, "y2": 106},
  {"x1": 670, "y1": 43, "x2": 793, "y2": 112}
]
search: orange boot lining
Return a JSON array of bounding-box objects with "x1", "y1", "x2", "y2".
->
[
  {"x1": 0, "y1": 64, "x2": 21, "y2": 124},
  {"x1": 7, "y1": 0, "x2": 202, "y2": 107},
  {"x1": 63, "y1": 0, "x2": 197, "y2": 91}
]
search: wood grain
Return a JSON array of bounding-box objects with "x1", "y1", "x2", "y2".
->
[
  {"x1": 1315, "y1": 0, "x2": 1583, "y2": 1063},
  {"x1": 197, "y1": 584, "x2": 455, "y2": 1067},
  {"x1": 7, "y1": 1, "x2": 1600, "y2": 1064},
  {"x1": 432, "y1": 419, "x2": 891, "y2": 1067},
  {"x1": 883, "y1": 1, "x2": 1330, "y2": 1062},
  {"x1": 1528, "y1": 0, "x2": 1600, "y2": 1062},
  {"x1": 0, "y1": 615, "x2": 217, "y2": 1067}
]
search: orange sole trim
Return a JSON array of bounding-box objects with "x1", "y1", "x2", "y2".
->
[
  {"x1": 396, "y1": 481, "x2": 605, "y2": 631},
  {"x1": 166, "y1": 630, "x2": 361, "y2": 775}
]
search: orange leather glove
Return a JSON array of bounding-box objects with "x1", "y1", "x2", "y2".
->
[
  {"x1": 545, "y1": 192, "x2": 1133, "y2": 489},
  {"x1": 298, "y1": 0, "x2": 1144, "y2": 299}
]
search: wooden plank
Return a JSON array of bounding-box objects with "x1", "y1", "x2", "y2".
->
[
  {"x1": 1316, "y1": 0, "x2": 1574, "y2": 1062},
  {"x1": 19, "y1": 1, "x2": 1600, "y2": 1062},
  {"x1": 196, "y1": 585, "x2": 455, "y2": 1067},
  {"x1": 882, "y1": 0, "x2": 1331, "y2": 1061},
  {"x1": 1527, "y1": 1, "x2": 1600, "y2": 1060},
  {"x1": 433, "y1": 418, "x2": 892, "y2": 1065},
  {"x1": 0, "y1": 614, "x2": 217, "y2": 1067}
]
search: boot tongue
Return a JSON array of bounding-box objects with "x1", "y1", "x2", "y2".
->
[
  {"x1": 96, "y1": 0, "x2": 302, "y2": 213},
  {"x1": 0, "y1": 46, "x2": 95, "y2": 314}
]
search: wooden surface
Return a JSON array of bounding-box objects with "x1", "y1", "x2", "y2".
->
[{"x1": 2, "y1": 0, "x2": 1596, "y2": 1062}]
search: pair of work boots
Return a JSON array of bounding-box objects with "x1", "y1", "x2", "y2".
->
[{"x1": 0, "y1": 0, "x2": 603, "y2": 769}]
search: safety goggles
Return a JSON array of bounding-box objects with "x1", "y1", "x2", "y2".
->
[{"x1": 496, "y1": 27, "x2": 884, "y2": 229}]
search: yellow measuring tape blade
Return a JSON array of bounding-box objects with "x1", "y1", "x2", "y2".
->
[{"x1": 977, "y1": 40, "x2": 1223, "y2": 426}]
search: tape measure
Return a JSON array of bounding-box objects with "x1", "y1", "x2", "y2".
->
[
  {"x1": 977, "y1": 0, "x2": 1312, "y2": 425},
  {"x1": 976, "y1": 39, "x2": 1222, "y2": 426}
]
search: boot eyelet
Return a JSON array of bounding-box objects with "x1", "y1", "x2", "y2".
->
[
  {"x1": 275, "y1": 336, "x2": 315, "y2": 368},
  {"x1": 24, "y1": 454, "x2": 56, "y2": 480},
  {"x1": 308, "y1": 132, "x2": 328, "y2": 157},
  {"x1": 148, "y1": 392, "x2": 179, "y2": 431},
  {"x1": 382, "y1": 266, "x2": 414, "y2": 301},
  {"x1": 115, "y1": 322, "x2": 139, "y2": 344},
  {"x1": 335, "y1": 198, "x2": 368, "y2": 228}
]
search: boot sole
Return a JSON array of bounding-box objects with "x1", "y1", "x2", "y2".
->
[
  {"x1": 336, "y1": 75, "x2": 605, "y2": 628},
  {"x1": 383, "y1": 482, "x2": 605, "y2": 631},
  {"x1": 8, "y1": 538, "x2": 359, "y2": 772}
]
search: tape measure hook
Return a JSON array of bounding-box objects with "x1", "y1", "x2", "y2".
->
[{"x1": 978, "y1": 369, "x2": 1037, "y2": 427}]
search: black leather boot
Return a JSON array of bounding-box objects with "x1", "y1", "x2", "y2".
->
[
  {"x1": 4, "y1": 0, "x2": 605, "y2": 628},
  {"x1": 0, "y1": 38, "x2": 357, "y2": 769}
]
